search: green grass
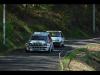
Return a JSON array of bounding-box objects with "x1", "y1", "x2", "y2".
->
[
  {"x1": 59, "y1": 48, "x2": 87, "y2": 71},
  {"x1": 60, "y1": 47, "x2": 100, "y2": 71}
]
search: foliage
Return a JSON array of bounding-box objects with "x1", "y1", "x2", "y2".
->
[{"x1": 0, "y1": 4, "x2": 100, "y2": 53}]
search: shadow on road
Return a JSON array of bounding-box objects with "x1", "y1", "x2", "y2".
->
[
  {"x1": 7, "y1": 48, "x2": 60, "y2": 56},
  {"x1": 5, "y1": 45, "x2": 74, "y2": 57},
  {"x1": 0, "y1": 46, "x2": 74, "y2": 71},
  {"x1": 0, "y1": 38, "x2": 100, "y2": 71}
]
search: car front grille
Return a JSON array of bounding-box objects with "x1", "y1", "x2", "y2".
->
[
  {"x1": 27, "y1": 43, "x2": 48, "y2": 51},
  {"x1": 33, "y1": 43, "x2": 43, "y2": 46},
  {"x1": 28, "y1": 46, "x2": 47, "y2": 51},
  {"x1": 53, "y1": 42, "x2": 61, "y2": 46},
  {"x1": 29, "y1": 43, "x2": 43, "y2": 46}
]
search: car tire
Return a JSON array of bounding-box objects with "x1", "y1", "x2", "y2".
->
[
  {"x1": 25, "y1": 50, "x2": 29, "y2": 53},
  {"x1": 62, "y1": 44, "x2": 64, "y2": 47}
]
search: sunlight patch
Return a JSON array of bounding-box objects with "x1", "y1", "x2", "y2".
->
[
  {"x1": 86, "y1": 43, "x2": 100, "y2": 51},
  {"x1": 68, "y1": 60, "x2": 95, "y2": 71}
]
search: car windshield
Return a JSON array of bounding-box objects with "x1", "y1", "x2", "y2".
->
[
  {"x1": 49, "y1": 32, "x2": 61, "y2": 37},
  {"x1": 31, "y1": 35, "x2": 47, "y2": 41}
]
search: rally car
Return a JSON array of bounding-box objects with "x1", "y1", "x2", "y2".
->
[
  {"x1": 46, "y1": 31, "x2": 64, "y2": 47},
  {"x1": 25, "y1": 32, "x2": 54, "y2": 52}
]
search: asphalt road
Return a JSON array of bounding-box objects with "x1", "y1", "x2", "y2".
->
[
  {"x1": 0, "y1": 46, "x2": 72, "y2": 71},
  {"x1": 0, "y1": 38, "x2": 99, "y2": 71}
]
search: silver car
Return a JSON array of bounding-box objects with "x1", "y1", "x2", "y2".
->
[
  {"x1": 25, "y1": 32, "x2": 54, "y2": 52},
  {"x1": 46, "y1": 31, "x2": 64, "y2": 47}
]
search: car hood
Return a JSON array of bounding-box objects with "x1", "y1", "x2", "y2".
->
[{"x1": 29, "y1": 40, "x2": 46, "y2": 44}]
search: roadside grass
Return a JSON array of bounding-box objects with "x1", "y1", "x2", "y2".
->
[
  {"x1": 0, "y1": 12, "x2": 28, "y2": 56},
  {"x1": 60, "y1": 43, "x2": 100, "y2": 71}
]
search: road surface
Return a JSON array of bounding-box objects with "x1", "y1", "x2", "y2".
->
[
  {"x1": 0, "y1": 38, "x2": 99, "y2": 71},
  {"x1": 0, "y1": 46, "x2": 71, "y2": 71}
]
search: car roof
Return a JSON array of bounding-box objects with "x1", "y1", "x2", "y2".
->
[
  {"x1": 33, "y1": 32, "x2": 49, "y2": 36},
  {"x1": 46, "y1": 31, "x2": 61, "y2": 32}
]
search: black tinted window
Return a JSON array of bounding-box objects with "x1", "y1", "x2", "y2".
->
[
  {"x1": 31, "y1": 35, "x2": 47, "y2": 41},
  {"x1": 49, "y1": 32, "x2": 61, "y2": 37}
]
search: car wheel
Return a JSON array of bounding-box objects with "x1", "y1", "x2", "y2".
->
[
  {"x1": 61, "y1": 44, "x2": 64, "y2": 48},
  {"x1": 25, "y1": 48, "x2": 30, "y2": 53},
  {"x1": 25, "y1": 50, "x2": 29, "y2": 53}
]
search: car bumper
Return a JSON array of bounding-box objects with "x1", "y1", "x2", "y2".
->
[
  {"x1": 26, "y1": 46, "x2": 49, "y2": 51},
  {"x1": 53, "y1": 42, "x2": 62, "y2": 46}
]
